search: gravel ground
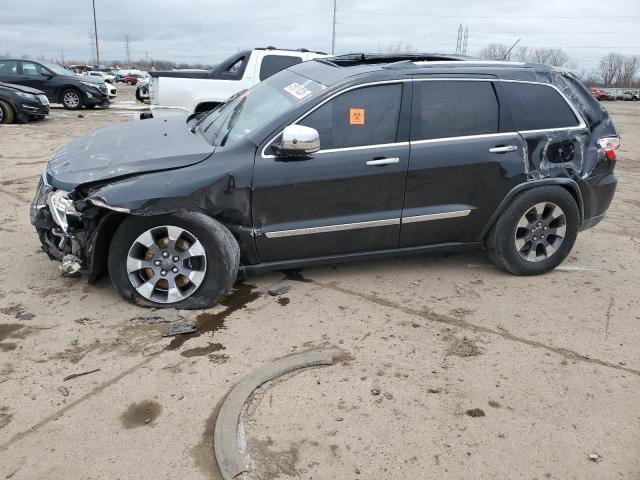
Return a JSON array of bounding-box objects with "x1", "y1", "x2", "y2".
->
[{"x1": 0, "y1": 86, "x2": 638, "y2": 479}]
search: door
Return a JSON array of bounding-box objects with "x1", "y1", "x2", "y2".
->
[
  {"x1": 18, "y1": 61, "x2": 54, "y2": 97},
  {"x1": 0, "y1": 60, "x2": 19, "y2": 84},
  {"x1": 253, "y1": 82, "x2": 410, "y2": 262},
  {"x1": 400, "y1": 79, "x2": 525, "y2": 247}
]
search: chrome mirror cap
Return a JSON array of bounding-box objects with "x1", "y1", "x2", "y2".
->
[{"x1": 281, "y1": 125, "x2": 320, "y2": 155}]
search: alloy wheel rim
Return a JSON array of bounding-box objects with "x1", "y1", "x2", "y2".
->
[
  {"x1": 514, "y1": 202, "x2": 567, "y2": 262},
  {"x1": 126, "y1": 225, "x2": 207, "y2": 304},
  {"x1": 64, "y1": 92, "x2": 80, "y2": 108}
]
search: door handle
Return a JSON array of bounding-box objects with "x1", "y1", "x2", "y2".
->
[
  {"x1": 489, "y1": 145, "x2": 518, "y2": 153},
  {"x1": 366, "y1": 157, "x2": 400, "y2": 166}
]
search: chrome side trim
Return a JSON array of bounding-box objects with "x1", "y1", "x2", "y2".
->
[
  {"x1": 402, "y1": 209, "x2": 471, "y2": 224},
  {"x1": 411, "y1": 132, "x2": 516, "y2": 146},
  {"x1": 264, "y1": 218, "x2": 400, "y2": 238},
  {"x1": 316, "y1": 142, "x2": 408, "y2": 155}
]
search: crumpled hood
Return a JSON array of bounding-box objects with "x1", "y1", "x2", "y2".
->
[{"x1": 46, "y1": 115, "x2": 214, "y2": 191}]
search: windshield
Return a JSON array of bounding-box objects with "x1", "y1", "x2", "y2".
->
[
  {"x1": 198, "y1": 70, "x2": 326, "y2": 146},
  {"x1": 41, "y1": 62, "x2": 72, "y2": 76}
]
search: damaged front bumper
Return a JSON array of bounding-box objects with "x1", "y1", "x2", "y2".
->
[{"x1": 30, "y1": 174, "x2": 89, "y2": 274}]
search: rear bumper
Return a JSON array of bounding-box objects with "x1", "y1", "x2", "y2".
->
[{"x1": 581, "y1": 172, "x2": 617, "y2": 231}]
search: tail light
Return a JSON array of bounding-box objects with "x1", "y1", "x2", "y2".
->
[{"x1": 597, "y1": 136, "x2": 620, "y2": 160}]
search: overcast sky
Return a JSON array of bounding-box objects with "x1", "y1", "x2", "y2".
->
[{"x1": 1, "y1": 0, "x2": 639, "y2": 71}]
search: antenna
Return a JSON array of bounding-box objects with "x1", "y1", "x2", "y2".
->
[{"x1": 503, "y1": 38, "x2": 522, "y2": 60}]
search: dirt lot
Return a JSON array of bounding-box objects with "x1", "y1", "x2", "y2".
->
[{"x1": 0, "y1": 86, "x2": 639, "y2": 479}]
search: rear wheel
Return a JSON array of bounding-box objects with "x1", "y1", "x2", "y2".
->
[
  {"x1": 0, "y1": 100, "x2": 15, "y2": 124},
  {"x1": 61, "y1": 89, "x2": 83, "y2": 110},
  {"x1": 486, "y1": 186, "x2": 579, "y2": 275},
  {"x1": 108, "y1": 212, "x2": 240, "y2": 309}
]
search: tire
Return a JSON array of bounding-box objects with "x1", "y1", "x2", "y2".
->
[
  {"x1": 486, "y1": 186, "x2": 579, "y2": 275},
  {"x1": 61, "y1": 89, "x2": 83, "y2": 110},
  {"x1": 107, "y1": 212, "x2": 240, "y2": 309},
  {"x1": 0, "y1": 100, "x2": 15, "y2": 124}
]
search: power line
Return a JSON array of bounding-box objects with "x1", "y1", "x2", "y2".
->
[{"x1": 338, "y1": 8, "x2": 640, "y2": 19}]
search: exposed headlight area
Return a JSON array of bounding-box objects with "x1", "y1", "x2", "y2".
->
[
  {"x1": 46, "y1": 190, "x2": 77, "y2": 233},
  {"x1": 79, "y1": 80, "x2": 100, "y2": 90}
]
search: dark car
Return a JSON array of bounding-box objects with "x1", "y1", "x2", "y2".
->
[
  {"x1": 30, "y1": 53, "x2": 619, "y2": 309},
  {"x1": 0, "y1": 59, "x2": 109, "y2": 110},
  {"x1": 0, "y1": 82, "x2": 49, "y2": 123}
]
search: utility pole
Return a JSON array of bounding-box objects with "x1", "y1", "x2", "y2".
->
[
  {"x1": 88, "y1": 32, "x2": 95, "y2": 64},
  {"x1": 331, "y1": 0, "x2": 337, "y2": 55},
  {"x1": 61, "y1": 49, "x2": 65, "y2": 67},
  {"x1": 124, "y1": 34, "x2": 131, "y2": 66},
  {"x1": 462, "y1": 27, "x2": 468, "y2": 55},
  {"x1": 92, "y1": 0, "x2": 100, "y2": 67}
]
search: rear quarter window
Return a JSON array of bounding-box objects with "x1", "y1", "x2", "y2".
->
[
  {"x1": 502, "y1": 82, "x2": 580, "y2": 131},
  {"x1": 259, "y1": 55, "x2": 303, "y2": 81}
]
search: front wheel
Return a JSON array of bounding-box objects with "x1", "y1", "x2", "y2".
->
[
  {"x1": 108, "y1": 212, "x2": 240, "y2": 309},
  {"x1": 0, "y1": 100, "x2": 15, "y2": 123},
  {"x1": 486, "y1": 186, "x2": 579, "y2": 275},
  {"x1": 61, "y1": 89, "x2": 83, "y2": 110}
]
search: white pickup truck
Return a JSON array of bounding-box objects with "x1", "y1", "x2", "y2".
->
[{"x1": 148, "y1": 47, "x2": 328, "y2": 118}]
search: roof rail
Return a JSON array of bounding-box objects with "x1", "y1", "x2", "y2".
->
[
  {"x1": 325, "y1": 53, "x2": 474, "y2": 66},
  {"x1": 255, "y1": 46, "x2": 328, "y2": 55}
]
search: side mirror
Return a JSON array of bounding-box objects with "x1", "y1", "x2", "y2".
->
[{"x1": 273, "y1": 125, "x2": 320, "y2": 156}]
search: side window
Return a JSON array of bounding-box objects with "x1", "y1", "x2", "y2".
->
[
  {"x1": 299, "y1": 84, "x2": 402, "y2": 150},
  {"x1": 21, "y1": 62, "x2": 44, "y2": 76},
  {"x1": 227, "y1": 57, "x2": 244, "y2": 73},
  {"x1": 259, "y1": 55, "x2": 302, "y2": 81},
  {"x1": 502, "y1": 82, "x2": 579, "y2": 131},
  {"x1": 0, "y1": 60, "x2": 18, "y2": 74},
  {"x1": 411, "y1": 81, "x2": 499, "y2": 141}
]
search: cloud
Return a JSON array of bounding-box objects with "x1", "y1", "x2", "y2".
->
[{"x1": 2, "y1": 0, "x2": 639, "y2": 70}]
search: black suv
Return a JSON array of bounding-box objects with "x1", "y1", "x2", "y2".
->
[
  {"x1": 31, "y1": 53, "x2": 619, "y2": 309},
  {"x1": 0, "y1": 59, "x2": 109, "y2": 109}
]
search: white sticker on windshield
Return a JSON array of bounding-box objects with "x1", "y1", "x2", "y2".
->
[{"x1": 284, "y1": 82, "x2": 312, "y2": 100}]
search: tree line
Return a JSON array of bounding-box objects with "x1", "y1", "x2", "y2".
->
[{"x1": 478, "y1": 44, "x2": 639, "y2": 88}]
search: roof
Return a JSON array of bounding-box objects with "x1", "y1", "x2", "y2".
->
[{"x1": 291, "y1": 53, "x2": 560, "y2": 88}]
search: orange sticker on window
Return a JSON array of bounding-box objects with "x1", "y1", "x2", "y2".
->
[{"x1": 349, "y1": 108, "x2": 365, "y2": 125}]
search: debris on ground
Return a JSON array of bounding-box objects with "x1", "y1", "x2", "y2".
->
[
  {"x1": 445, "y1": 336, "x2": 483, "y2": 357},
  {"x1": 162, "y1": 323, "x2": 197, "y2": 337},
  {"x1": 57, "y1": 386, "x2": 69, "y2": 397},
  {"x1": 370, "y1": 388, "x2": 380, "y2": 396},
  {"x1": 465, "y1": 408, "x2": 486, "y2": 417},
  {"x1": 589, "y1": 453, "x2": 602, "y2": 463},
  {"x1": 267, "y1": 285, "x2": 290, "y2": 296},
  {"x1": 63, "y1": 368, "x2": 100, "y2": 382}
]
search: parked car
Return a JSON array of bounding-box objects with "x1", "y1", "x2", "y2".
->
[
  {"x1": 0, "y1": 59, "x2": 109, "y2": 109},
  {"x1": 148, "y1": 47, "x2": 328, "y2": 117},
  {"x1": 0, "y1": 82, "x2": 49, "y2": 123},
  {"x1": 135, "y1": 78, "x2": 149, "y2": 102},
  {"x1": 86, "y1": 71, "x2": 115, "y2": 83},
  {"x1": 589, "y1": 87, "x2": 614, "y2": 101},
  {"x1": 621, "y1": 91, "x2": 639, "y2": 101},
  {"x1": 31, "y1": 54, "x2": 619, "y2": 309},
  {"x1": 106, "y1": 82, "x2": 117, "y2": 99},
  {"x1": 122, "y1": 73, "x2": 146, "y2": 85}
]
